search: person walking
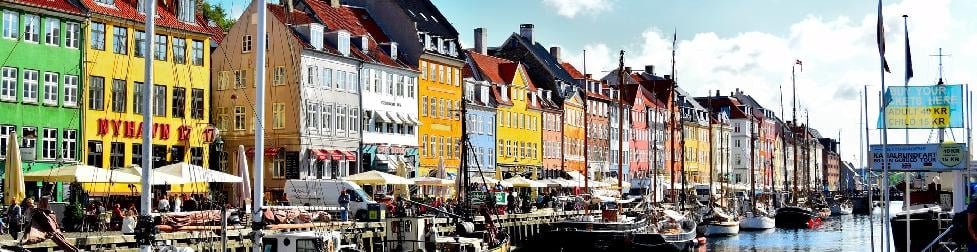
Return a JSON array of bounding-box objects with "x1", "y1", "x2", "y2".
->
[
  {"x1": 966, "y1": 195, "x2": 977, "y2": 251},
  {"x1": 506, "y1": 192, "x2": 516, "y2": 214},
  {"x1": 338, "y1": 189, "x2": 350, "y2": 221},
  {"x1": 424, "y1": 221, "x2": 439, "y2": 252},
  {"x1": 7, "y1": 201, "x2": 22, "y2": 239}
]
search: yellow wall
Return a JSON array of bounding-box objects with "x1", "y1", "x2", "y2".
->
[
  {"x1": 82, "y1": 17, "x2": 212, "y2": 172},
  {"x1": 683, "y1": 123, "x2": 709, "y2": 184},
  {"x1": 495, "y1": 66, "x2": 542, "y2": 179},
  {"x1": 416, "y1": 57, "x2": 463, "y2": 177}
]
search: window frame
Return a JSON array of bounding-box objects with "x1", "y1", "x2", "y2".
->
[
  {"x1": 172, "y1": 37, "x2": 186, "y2": 64},
  {"x1": 1, "y1": 67, "x2": 16, "y2": 101},
  {"x1": 41, "y1": 128, "x2": 57, "y2": 160},
  {"x1": 112, "y1": 26, "x2": 127, "y2": 54},
  {"x1": 2, "y1": 11, "x2": 17, "y2": 40},
  {"x1": 90, "y1": 22, "x2": 105, "y2": 50},
  {"x1": 111, "y1": 79, "x2": 126, "y2": 112},
  {"x1": 44, "y1": 17, "x2": 60, "y2": 46},
  {"x1": 42, "y1": 72, "x2": 58, "y2": 105},
  {"x1": 22, "y1": 70, "x2": 38, "y2": 103},
  {"x1": 23, "y1": 14, "x2": 38, "y2": 43},
  {"x1": 154, "y1": 34, "x2": 167, "y2": 61}
]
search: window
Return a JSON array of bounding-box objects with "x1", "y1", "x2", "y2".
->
[
  {"x1": 337, "y1": 71, "x2": 346, "y2": 90},
  {"x1": 218, "y1": 71, "x2": 229, "y2": 90},
  {"x1": 133, "y1": 82, "x2": 144, "y2": 114},
  {"x1": 41, "y1": 128, "x2": 57, "y2": 160},
  {"x1": 337, "y1": 106, "x2": 347, "y2": 133},
  {"x1": 130, "y1": 143, "x2": 142, "y2": 166},
  {"x1": 322, "y1": 104, "x2": 333, "y2": 135},
  {"x1": 191, "y1": 40, "x2": 204, "y2": 65},
  {"x1": 62, "y1": 130, "x2": 76, "y2": 161},
  {"x1": 306, "y1": 102, "x2": 317, "y2": 130},
  {"x1": 45, "y1": 18, "x2": 60, "y2": 46},
  {"x1": 242, "y1": 35, "x2": 252, "y2": 52},
  {"x1": 134, "y1": 30, "x2": 146, "y2": 57},
  {"x1": 320, "y1": 68, "x2": 331, "y2": 88},
  {"x1": 439, "y1": 65, "x2": 445, "y2": 83},
  {"x1": 1, "y1": 67, "x2": 15, "y2": 101},
  {"x1": 153, "y1": 84, "x2": 166, "y2": 116},
  {"x1": 421, "y1": 97, "x2": 428, "y2": 116},
  {"x1": 20, "y1": 127, "x2": 35, "y2": 148},
  {"x1": 23, "y1": 14, "x2": 38, "y2": 42},
  {"x1": 111, "y1": 79, "x2": 126, "y2": 112},
  {"x1": 65, "y1": 22, "x2": 79, "y2": 48},
  {"x1": 112, "y1": 26, "x2": 127, "y2": 54},
  {"x1": 172, "y1": 87, "x2": 185, "y2": 118},
  {"x1": 42, "y1": 73, "x2": 58, "y2": 105},
  {"x1": 306, "y1": 66, "x2": 317, "y2": 86},
  {"x1": 407, "y1": 78, "x2": 415, "y2": 98},
  {"x1": 110, "y1": 142, "x2": 124, "y2": 169},
  {"x1": 189, "y1": 147, "x2": 203, "y2": 166},
  {"x1": 274, "y1": 66, "x2": 286, "y2": 86},
  {"x1": 273, "y1": 103, "x2": 285, "y2": 129},
  {"x1": 350, "y1": 107, "x2": 358, "y2": 133},
  {"x1": 86, "y1": 141, "x2": 103, "y2": 167},
  {"x1": 172, "y1": 38, "x2": 186, "y2": 64},
  {"x1": 446, "y1": 67, "x2": 452, "y2": 85},
  {"x1": 386, "y1": 73, "x2": 393, "y2": 95},
  {"x1": 215, "y1": 107, "x2": 228, "y2": 130},
  {"x1": 421, "y1": 135, "x2": 427, "y2": 156},
  {"x1": 420, "y1": 62, "x2": 427, "y2": 80},
  {"x1": 23, "y1": 70, "x2": 38, "y2": 103},
  {"x1": 90, "y1": 22, "x2": 105, "y2": 50},
  {"x1": 2, "y1": 11, "x2": 17, "y2": 39},
  {"x1": 234, "y1": 70, "x2": 247, "y2": 88},
  {"x1": 154, "y1": 34, "x2": 167, "y2": 60},
  {"x1": 234, "y1": 106, "x2": 245, "y2": 130},
  {"x1": 272, "y1": 158, "x2": 285, "y2": 178},
  {"x1": 191, "y1": 88, "x2": 204, "y2": 119}
]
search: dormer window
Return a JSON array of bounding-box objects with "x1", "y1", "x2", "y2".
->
[
  {"x1": 338, "y1": 31, "x2": 350, "y2": 56},
  {"x1": 308, "y1": 24, "x2": 324, "y2": 50},
  {"x1": 500, "y1": 85, "x2": 509, "y2": 101},
  {"x1": 176, "y1": 0, "x2": 195, "y2": 23}
]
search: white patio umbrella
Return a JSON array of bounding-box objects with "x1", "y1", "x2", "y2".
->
[
  {"x1": 3, "y1": 133, "x2": 24, "y2": 205},
  {"x1": 116, "y1": 164, "x2": 188, "y2": 185},
  {"x1": 24, "y1": 163, "x2": 141, "y2": 183},
  {"x1": 155, "y1": 162, "x2": 243, "y2": 183},
  {"x1": 503, "y1": 176, "x2": 547, "y2": 188},
  {"x1": 236, "y1": 145, "x2": 252, "y2": 208},
  {"x1": 343, "y1": 170, "x2": 414, "y2": 185}
]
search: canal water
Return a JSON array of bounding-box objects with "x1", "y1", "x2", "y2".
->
[{"x1": 706, "y1": 201, "x2": 903, "y2": 252}]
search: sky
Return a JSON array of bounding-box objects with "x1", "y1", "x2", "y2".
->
[{"x1": 212, "y1": 0, "x2": 977, "y2": 168}]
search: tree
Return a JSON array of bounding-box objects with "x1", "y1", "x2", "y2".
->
[{"x1": 201, "y1": 1, "x2": 235, "y2": 30}]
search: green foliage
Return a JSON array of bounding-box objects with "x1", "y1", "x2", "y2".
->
[
  {"x1": 61, "y1": 203, "x2": 85, "y2": 232},
  {"x1": 201, "y1": 1, "x2": 236, "y2": 30}
]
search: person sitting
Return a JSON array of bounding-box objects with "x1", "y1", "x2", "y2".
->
[{"x1": 111, "y1": 204, "x2": 124, "y2": 230}]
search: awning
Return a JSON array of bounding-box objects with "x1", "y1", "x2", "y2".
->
[
  {"x1": 374, "y1": 111, "x2": 391, "y2": 122},
  {"x1": 340, "y1": 150, "x2": 357, "y2": 160},
  {"x1": 329, "y1": 150, "x2": 345, "y2": 160},
  {"x1": 386, "y1": 111, "x2": 403, "y2": 124},
  {"x1": 310, "y1": 149, "x2": 331, "y2": 160},
  {"x1": 409, "y1": 115, "x2": 423, "y2": 125},
  {"x1": 246, "y1": 147, "x2": 282, "y2": 157},
  {"x1": 396, "y1": 113, "x2": 410, "y2": 124},
  {"x1": 375, "y1": 154, "x2": 390, "y2": 163}
]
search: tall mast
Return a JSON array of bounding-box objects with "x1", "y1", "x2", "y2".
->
[
  {"x1": 708, "y1": 96, "x2": 715, "y2": 206},
  {"x1": 138, "y1": 0, "x2": 157, "y2": 251},
  {"x1": 252, "y1": 0, "x2": 268, "y2": 250},
  {"x1": 750, "y1": 109, "x2": 757, "y2": 210},
  {"x1": 791, "y1": 60, "x2": 801, "y2": 205},
  {"x1": 617, "y1": 51, "x2": 625, "y2": 191}
]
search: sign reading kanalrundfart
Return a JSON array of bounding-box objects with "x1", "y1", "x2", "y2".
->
[{"x1": 869, "y1": 143, "x2": 967, "y2": 171}]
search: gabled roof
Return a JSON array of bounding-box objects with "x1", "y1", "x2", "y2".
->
[
  {"x1": 500, "y1": 33, "x2": 576, "y2": 87},
  {"x1": 466, "y1": 50, "x2": 513, "y2": 84},
  {"x1": 303, "y1": 1, "x2": 412, "y2": 70},
  {"x1": 9, "y1": 0, "x2": 86, "y2": 16},
  {"x1": 391, "y1": 0, "x2": 457, "y2": 39},
  {"x1": 81, "y1": 0, "x2": 212, "y2": 34},
  {"x1": 197, "y1": 14, "x2": 225, "y2": 44},
  {"x1": 562, "y1": 62, "x2": 585, "y2": 79}
]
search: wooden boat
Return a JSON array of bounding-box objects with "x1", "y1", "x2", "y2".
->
[
  {"x1": 698, "y1": 207, "x2": 739, "y2": 236},
  {"x1": 775, "y1": 206, "x2": 820, "y2": 229}
]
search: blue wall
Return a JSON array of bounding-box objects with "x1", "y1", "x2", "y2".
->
[{"x1": 466, "y1": 106, "x2": 496, "y2": 174}]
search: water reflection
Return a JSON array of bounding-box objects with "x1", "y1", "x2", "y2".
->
[{"x1": 706, "y1": 202, "x2": 902, "y2": 252}]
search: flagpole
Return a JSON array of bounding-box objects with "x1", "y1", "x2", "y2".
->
[
  {"x1": 901, "y1": 14, "x2": 911, "y2": 252},
  {"x1": 863, "y1": 85, "x2": 874, "y2": 252},
  {"x1": 875, "y1": 1, "x2": 892, "y2": 251}
]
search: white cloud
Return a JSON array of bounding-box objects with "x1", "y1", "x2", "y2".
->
[
  {"x1": 569, "y1": 0, "x2": 973, "y2": 164},
  {"x1": 542, "y1": 0, "x2": 612, "y2": 18}
]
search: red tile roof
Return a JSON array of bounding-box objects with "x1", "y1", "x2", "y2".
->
[
  {"x1": 196, "y1": 14, "x2": 225, "y2": 44},
  {"x1": 10, "y1": 0, "x2": 85, "y2": 16},
  {"x1": 562, "y1": 62, "x2": 585, "y2": 79},
  {"x1": 301, "y1": 1, "x2": 410, "y2": 70},
  {"x1": 81, "y1": 0, "x2": 213, "y2": 34},
  {"x1": 466, "y1": 50, "x2": 512, "y2": 84}
]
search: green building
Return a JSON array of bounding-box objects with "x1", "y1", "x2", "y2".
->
[{"x1": 0, "y1": 1, "x2": 86, "y2": 201}]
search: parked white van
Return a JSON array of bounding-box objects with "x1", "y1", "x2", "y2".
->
[{"x1": 284, "y1": 179, "x2": 376, "y2": 220}]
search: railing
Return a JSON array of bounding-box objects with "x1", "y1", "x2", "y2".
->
[{"x1": 921, "y1": 224, "x2": 960, "y2": 252}]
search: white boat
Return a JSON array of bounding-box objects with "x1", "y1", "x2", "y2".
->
[
  {"x1": 830, "y1": 203, "x2": 853, "y2": 216},
  {"x1": 262, "y1": 231, "x2": 353, "y2": 252},
  {"x1": 739, "y1": 211, "x2": 775, "y2": 230},
  {"x1": 697, "y1": 207, "x2": 740, "y2": 236}
]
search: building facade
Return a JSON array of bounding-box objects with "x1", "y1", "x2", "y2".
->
[
  {"x1": 347, "y1": 0, "x2": 464, "y2": 178},
  {"x1": 560, "y1": 63, "x2": 587, "y2": 175},
  {"x1": 82, "y1": 0, "x2": 213, "y2": 181},
  {"x1": 584, "y1": 80, "x2": 609, "y2": 181},
  {"x1": 0, "y1": 0, "x2": 86, "y2": 200},
  {"x1": 539, "y1": 89, "x2": 562, "y2": 179},
  {"x1": 462, "y1": 78, "x2": 496, "y2": 178}
]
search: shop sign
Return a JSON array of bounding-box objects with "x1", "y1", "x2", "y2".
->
[{"x1": 96, "y1": 118, "x2": 194, "y2": 141}]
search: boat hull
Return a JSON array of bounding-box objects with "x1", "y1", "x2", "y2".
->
[
  {"x1": 699, "y1": 221, "x2": 739, "y2": 236},
  {"x1": 890, "y1": 207, "x2": 946, "y2": 252},
  {"x1": 739, "y1": 216, "x2": 775, "y2": 230},
  {"x1": 830, "y1": 205, "x2": 853, "y2": 216},
  {"x1": 775, "y1": 207, "x2": 819, "y2": 229}
]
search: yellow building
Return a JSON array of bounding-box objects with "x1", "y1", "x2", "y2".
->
[
  {"x1": 680, "y1": 92, "x2": 711, "y2": 184},
  {"x1": 416, "y1": 57, "x2": 464, "y2": 177},
  {"x1": 81, "y1": 1, "x2": 217, "y2": 193},
  {"x1": 486, "y1": 61, "x2": 542, "y2": 179}
]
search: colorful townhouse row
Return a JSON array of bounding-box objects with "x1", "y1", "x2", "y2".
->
[
  {"x1": 0, "y1": 0, "x2": 846, "y2": 201},
  {"x1": 0, "y1": 0, "x2": 223, "y2": 199}
]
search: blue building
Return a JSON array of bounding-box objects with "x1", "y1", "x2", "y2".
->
[{"x1": 462, "y1": 77, "x2": 497, "y2": 178}]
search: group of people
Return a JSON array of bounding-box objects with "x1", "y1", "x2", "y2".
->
[
  {"x1": 83, "y1": 201, "x2": 138, "y2": 232},
  {"x1": 156, "y1": 193, "x2": 213, "y2": 213}
]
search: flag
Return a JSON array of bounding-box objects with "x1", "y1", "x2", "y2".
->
[
  {"x1": 795, "y1": 59, "x2": 803, "y2": 72},
  {"x1": 903, "y1": 16, "x2": 913, "y2": 81},
  {"x1": 877, "y1": 0, "x2": 891, "y2": 73}
]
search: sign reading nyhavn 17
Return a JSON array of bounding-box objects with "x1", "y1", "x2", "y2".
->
[
  {"x1": 869, "y1": 143, "x2": 967, "y2": 171},
  {"x1": 95, "y1": 118, "x2": 195, "y2": 141}
]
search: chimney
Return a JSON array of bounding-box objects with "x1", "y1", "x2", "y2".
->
[
  {"x1": 474, "y1": 28, "x2": 487, "y2": 54},
  {"x1": 520, "y1": 24, "x2": 535, "y2": 44},
  {"x1": 329, "y1": 0, "x2": 340, "y2": 7},
  {"x1": 715, "y1": 90, "x2": 720, "y2": 97},
  {"x1": 644, "y1": 65, "x2": 655, "y2": 75},
  {"x1": 550, "y1": 46, "x2": 562, "y2": 62},
  {"x1": 664, "y1": 75, "x2": 671, "y2": 80}
]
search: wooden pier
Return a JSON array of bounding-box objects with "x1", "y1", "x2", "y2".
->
[{"x1": 6, "y1": 209, "x2": 603, "y2": 251}]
